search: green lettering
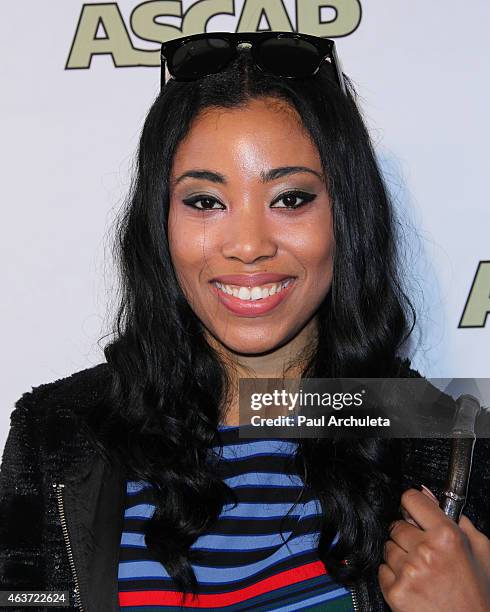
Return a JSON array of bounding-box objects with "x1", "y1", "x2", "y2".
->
[
  {"x1": 459, "y1": 262, "x2": 490, "y2": 328},
  {"x1": 66, "y1": 3, "x2": 144, "y2": 69},
  {"x1": 297, "y1": 0, "x2": 362, "y2": 37},
  {"x1": 131, "y1": 1, "x2": 183, "y2": 67},
  {"x1": 237, "y1": 0, "x2": 293, "y2": 32}
]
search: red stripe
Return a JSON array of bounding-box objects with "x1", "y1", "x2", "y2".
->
[{"x1": 119, "y1": 560, "x2": 327, "y2": 608}]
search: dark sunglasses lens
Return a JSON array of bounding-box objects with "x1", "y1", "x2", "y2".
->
[
  {"x1": 258, "y1": 37, "x2": 321, "y2": 77},
  {"x1": 170, "y1": 38, "x2": 234, "y2": 79}
]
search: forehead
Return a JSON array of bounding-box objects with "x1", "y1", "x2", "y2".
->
[{"x1": 170, "y1": 97, "x2": 322, "y2": 178}]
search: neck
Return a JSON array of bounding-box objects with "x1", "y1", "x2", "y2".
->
[{"x1": 205, "y1": 317, "x2": 318, "y2": 426}]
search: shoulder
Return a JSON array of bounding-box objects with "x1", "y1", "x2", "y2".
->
[
  {"x1": 13, "y1": 362, "x2": 112, "y2": 416},
  {"x1": 8, "y1": 362, "x2": 113, "y2": 453},
  {"x1": 1, "y1": 362, "x2": 116, "y2": 483}
]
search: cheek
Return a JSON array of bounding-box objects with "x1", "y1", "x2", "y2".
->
[
  {"x1": 167, "y1": 212, "x2": 217, "y2": 297},
  {"x1": 167, "y1": 213, "x2": 200, "y2": 290},
  {"x1": 306, "y1": 238, "x2": 335, "y2": 291},
  {"x1": 294, "y1": 214, "x2": 335, "y2": 287},
  {"x1": 168, "y1": 205, "x2": 201, "y2": 265}
]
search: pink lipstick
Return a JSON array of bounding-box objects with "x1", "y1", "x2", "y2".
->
[{"x1": 209, "y1": 277, "x2": 296, "y2": 317}]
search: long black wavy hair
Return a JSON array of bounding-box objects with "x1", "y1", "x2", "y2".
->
[{"x1": 95, "y1": 47, "x2": 417, "y2": 599}]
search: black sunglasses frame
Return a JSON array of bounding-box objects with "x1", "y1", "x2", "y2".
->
[{"x1": 160, "y1": 31, "x2": 346, "y2": 94}]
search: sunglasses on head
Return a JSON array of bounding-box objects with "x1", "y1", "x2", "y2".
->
[{"x1": 160, "y1": 31, "x2": 346, "y2": 93}]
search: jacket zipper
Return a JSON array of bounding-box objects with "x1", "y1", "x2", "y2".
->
[
  {"x1": 53, "y1": 483, "x2": 86, "y2": 611},
  {"x1": 344, "y1": 558, "x2": 361, "y2": 611},
  {"x1": 350, "y1": 583, "x2": 361, "y2": 612}
]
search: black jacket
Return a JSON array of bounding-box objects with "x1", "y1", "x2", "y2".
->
[{"x1": 0, "y1": 361, "x2": 489, "y2": 612}]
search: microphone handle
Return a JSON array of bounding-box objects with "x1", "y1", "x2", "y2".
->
[{"x1": 439, "y1": 395, "x2": 481, "y2": 522}]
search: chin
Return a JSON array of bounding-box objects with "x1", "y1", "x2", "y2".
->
[{"x1": 212, "y1": 330, "x2": 291, "y2": 357}]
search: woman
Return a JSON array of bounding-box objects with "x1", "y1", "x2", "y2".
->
[{"x1": 0, "y1": 32, "x2": 489, "y2": 612}]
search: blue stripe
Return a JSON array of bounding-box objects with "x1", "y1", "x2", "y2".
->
[
  {"x1": 223, "y1": 472, "x2": 304, "y2": 488},
  {"x1": 126, "y1": 481, "x2": 152, "y2": 496},
  {"x1": 121, "y1": 530, "x2": 296, "y2": 551},
  {"x1": 213, "y1": 451, "x2": 295, "y2": 462},
  {"x1": 212, "y1": 440, "x2": 298, "y2": 460},
  {"x1": 124, "y1": 503, "x2": 155, "y2": 519},
  {"x1": 124, "y1": 499, "x2": 321, "y2": 521},
  {"x1": 118, "y1": 533, "x2": 320, "y2": 583},
  {"x1": 272, "y1": 587, "x2": 352, "y2": 611},
  {"x1": 219, "y1": 499, "x2": 321, "y2": 519}
]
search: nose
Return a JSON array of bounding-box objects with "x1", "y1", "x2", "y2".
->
[{"x1": 221, "y1": 205, "x2": 278, "y2": 264}]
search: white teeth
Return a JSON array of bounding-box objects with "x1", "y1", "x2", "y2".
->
[
  {"x1": 238, "y1": 286, "x2": 250, "y2": 300},
  {"x1": 250, "y1": 287, "x2": 263, "y2": 300},
  {"x1": 214, "y1": 279, "x2": 293, "y2": 301}
]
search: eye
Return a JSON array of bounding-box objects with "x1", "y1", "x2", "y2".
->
[
  {"x1": 182, "y1": 195, "x2": 225, "y2": 210},
  {"x1": 182, "y1": 190, "x2": 317, "y2": 211},
  {"x1": 271, "y1": 190, "x2": 317, "y2": 209}
]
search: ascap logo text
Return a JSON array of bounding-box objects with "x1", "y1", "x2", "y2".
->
[{"x1": 66, "y1": 0, "x2": 362, "y2": 69}]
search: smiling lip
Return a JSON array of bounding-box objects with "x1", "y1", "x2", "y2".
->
[
  {"x1": 209, "y1": 278, "x2": 296, "y2": 317},
  {"x1": 209, "y1": 273, "x2": 295, "y2": 287}
]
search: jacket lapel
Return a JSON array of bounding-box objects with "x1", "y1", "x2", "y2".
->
[{"x1": 63, "y1": 451, "x2": 126, "y2": 611}]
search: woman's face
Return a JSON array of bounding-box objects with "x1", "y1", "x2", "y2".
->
[{"x1": 168, "y1": 96, "x2": 334, "y2": 355}]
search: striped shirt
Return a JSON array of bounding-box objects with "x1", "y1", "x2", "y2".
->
[{"x1": 118, "y1": 426, "x2": 354, "y2": 610}]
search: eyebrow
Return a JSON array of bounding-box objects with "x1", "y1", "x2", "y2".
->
[{"x1": 173, "y1": 166, "x2": 324, "y2": 185}]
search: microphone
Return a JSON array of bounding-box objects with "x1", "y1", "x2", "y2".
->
[{"x1": 438, "y1": 379, "x2": 486, "y2": 522}]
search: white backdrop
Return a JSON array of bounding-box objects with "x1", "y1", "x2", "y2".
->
[{"x1": 2, "y1": 1, "x2": 489, "y2": 453}]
